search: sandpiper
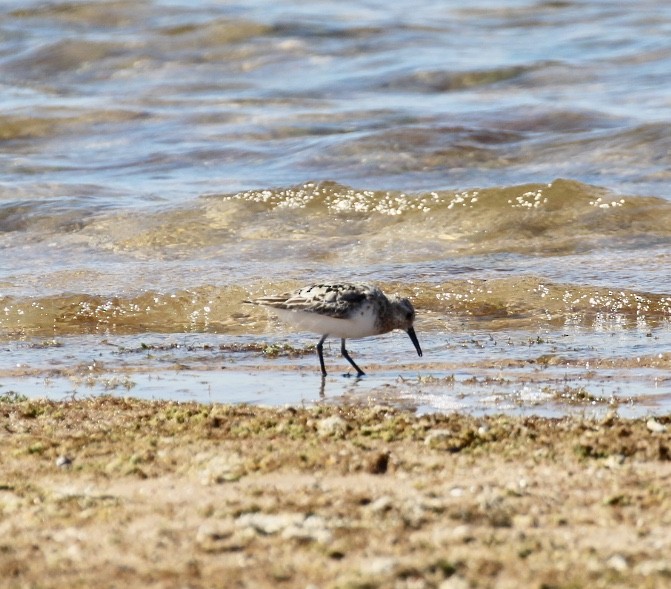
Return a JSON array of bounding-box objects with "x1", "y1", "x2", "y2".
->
[{"x1": 249, "y1": 282, "x2": 422, "y2": 377}]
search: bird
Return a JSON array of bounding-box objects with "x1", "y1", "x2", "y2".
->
[{"x1": 248, "y1": 282, "x2": 422, "y2": 377}]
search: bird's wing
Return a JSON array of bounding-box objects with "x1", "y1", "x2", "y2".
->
[{"x1": 253, "y1": 283, "x2": 375, "y2": 319}]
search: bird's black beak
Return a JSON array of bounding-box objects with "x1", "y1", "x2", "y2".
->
[{"x1": 407, "y1": 327, "x2": 422, "y2": 357}]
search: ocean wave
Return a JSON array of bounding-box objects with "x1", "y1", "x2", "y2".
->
[{"x1": 3, "y1": 278, "x2": 670, "y2": 339}]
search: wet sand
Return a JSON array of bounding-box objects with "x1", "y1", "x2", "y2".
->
[{"x1": 1, "y1": 396, "x2": 670, "y2": 588}]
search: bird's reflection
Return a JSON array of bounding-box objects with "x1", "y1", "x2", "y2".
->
[{"x1": 318, "y1": 372, "x2": 364, "y2": 397}]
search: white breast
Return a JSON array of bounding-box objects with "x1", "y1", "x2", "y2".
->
[{"x1": 270, "y1": 305, "x2": 379, "y2": 339}]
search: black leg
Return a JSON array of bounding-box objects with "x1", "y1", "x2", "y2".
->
[
  {"x1": 317, "y1": 334, "x2": 328, "y2": 377},
  {"x1": 341, "y1": 338, "x2": 365, "y2": 377}
]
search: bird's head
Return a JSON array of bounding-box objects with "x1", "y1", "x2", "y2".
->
[{"x1": 390, "y1": 296, "x2": 422, "y2": 357}]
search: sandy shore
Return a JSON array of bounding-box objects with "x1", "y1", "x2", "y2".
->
[{"x1": 1, "y1": 396, "x2": 670, "y2": 588}]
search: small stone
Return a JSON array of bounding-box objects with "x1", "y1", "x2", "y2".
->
[
  {"x1": 198, "y1": 452, "x2": 245, "y2": 485},
  {"x1": 236, "y1": 512, "x2": 304, "y2": 535},
  {"x1": 607, "y1": 554, "x2": 628, "y2": 572},
  {"x1": 368, "y1": 496, "x2": 393, "y2": 513},
  {"x1": 604, "y1": 454, "x2": 625, "y2": 469},
  {"x1": 56, "y1": 455, "x2": 73, "y2": 468},
  {"x1": 360, "y1": 556, "x2": 396, "y2": 576},
  {"x1": 646, "y1": 418, "x2": 667, "y2": 433},
  {"x1": 317, "y1": 416, "x2": 348, "y2": 438},
  {"x1": 281, "y1": 515, "x2": 332, "y2": 544},
  {"x1": 451, "y1": 525, "x2": 474, "y2": 542}
]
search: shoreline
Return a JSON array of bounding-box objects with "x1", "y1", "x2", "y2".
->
[
  {"x1": 1, "y1": 397, "x2": 670, "y2": 588},
  {"x1": 4, "y1": 327, "x2": 671, "y2": 416}
]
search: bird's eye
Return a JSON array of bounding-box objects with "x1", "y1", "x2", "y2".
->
[{"x1": 406, "y1": 311, "x2": 413, "y2": 321}]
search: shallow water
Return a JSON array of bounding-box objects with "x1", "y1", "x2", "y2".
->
[
  {"x1": 3, "y1": 327, "x2": 671, "y2": 418},
  {"x1": 2, "y1": 1, "x2": 671, "y2": 413}
]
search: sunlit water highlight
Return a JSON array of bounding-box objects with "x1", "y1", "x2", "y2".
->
[{"x1": 3, "y1": 328, "x2": 671, "y2": 417}]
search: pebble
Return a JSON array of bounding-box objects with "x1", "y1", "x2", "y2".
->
[
  {"x1": 55, "y1": 455, "x2": 73, "y2": 468},
  {"x1": 604, "y1": 454, "x2": 625, "y2": 468},
  {"x1": 317, "y1": 416, "x2": 348, "y2": 438},
  {"x1": 281, "y1": 515, "x2": 332, "y2": 544},
  {"x1": 198, "y1": 452, "x2": 245, "y2": 484},
  {"x1": 368, "y1": 495, "x2": 393, "y2": 513},
  {"x1": 236, "y1": 512, "x2": 304, "y2": 535},
  {"x1": 607, "y1": 554, "x2": 629, "y2": 572},
  {"x1": 646, "y1": 418, "x2": 667, "y2": 433},
  {"x1": 451, "y1": 525, "x2": 474, "y2": 542},
  {"x1": 234, "y1": 512, "x2": 333, "y2": 544},
  {"x1": 360, "y1": 556, "x2": 396, "y2": 576}
]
